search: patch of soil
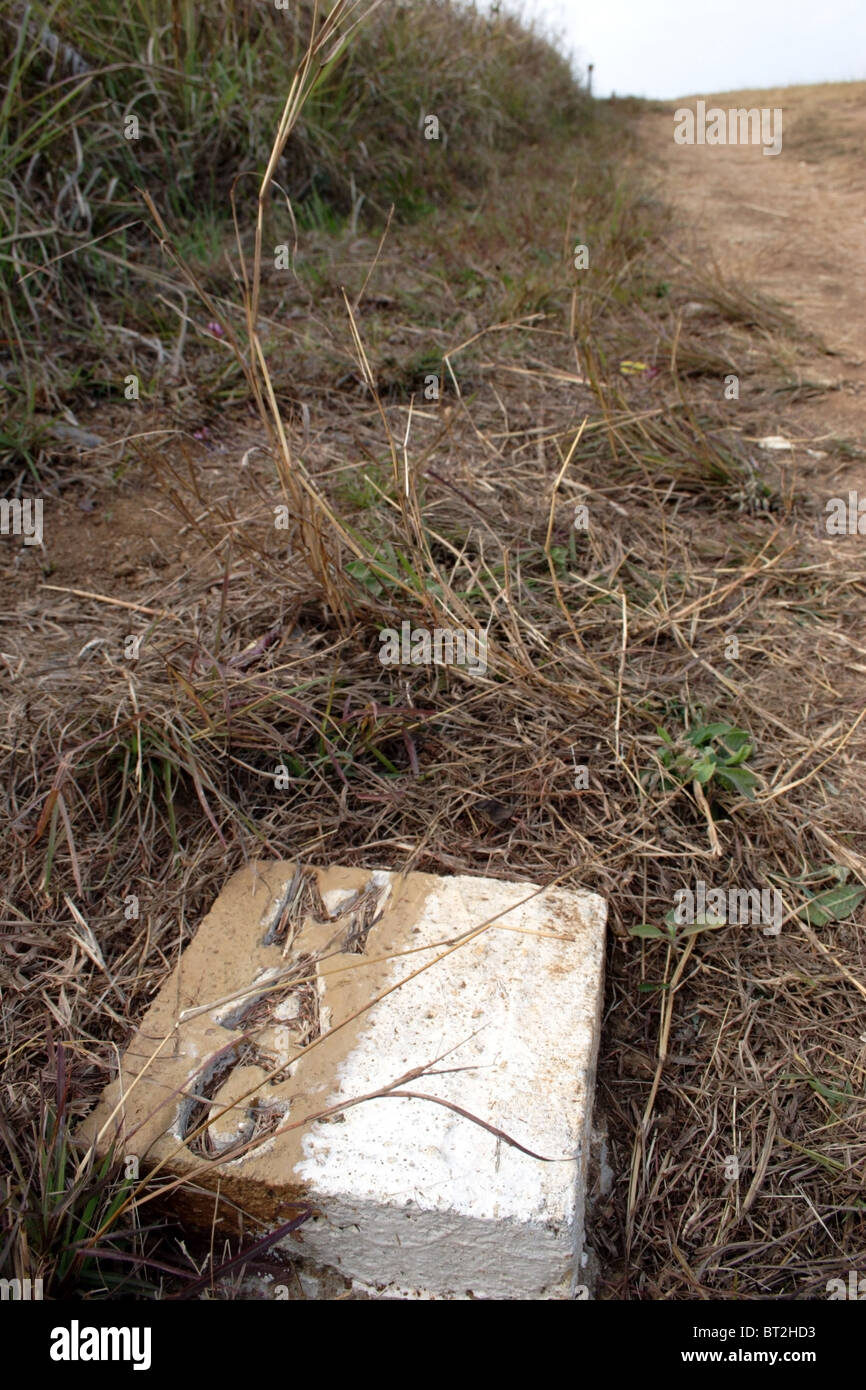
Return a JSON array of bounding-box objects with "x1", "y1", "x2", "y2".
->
[{"x1": 639, "y1": 83, "x2": 866, "y2": 488}]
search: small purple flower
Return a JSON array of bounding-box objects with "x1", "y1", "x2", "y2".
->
[{"x1": 206, "y1": 320, "x2": 226, "y2": 339}]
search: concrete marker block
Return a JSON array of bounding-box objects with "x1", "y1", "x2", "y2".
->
[{"x1": 84, "y1": 862, "x2": 606, "y2": 1298}]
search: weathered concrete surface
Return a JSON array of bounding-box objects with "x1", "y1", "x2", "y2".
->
[{"x1": 83, "y1": 862, "x2": 606, "y2": 1299}]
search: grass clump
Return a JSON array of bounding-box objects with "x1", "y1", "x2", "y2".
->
[{"x1": 0, "y1": 0, "x2": 589, "y2": 466}]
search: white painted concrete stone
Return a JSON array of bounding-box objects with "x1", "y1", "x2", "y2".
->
[{"x1": 84, "y1": 862, "x2": 606, "y2": 1299}]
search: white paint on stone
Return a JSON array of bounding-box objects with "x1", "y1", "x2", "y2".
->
[{"x1": 286, "y1": 873, "x2": 606, "y2": 1298}]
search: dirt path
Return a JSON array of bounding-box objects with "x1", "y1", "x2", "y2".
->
[{"x1": 639, "y1": 82, "x2": 866, "y2": 487}]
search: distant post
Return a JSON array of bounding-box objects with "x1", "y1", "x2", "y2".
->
[{"x1": 587, "y1": 63, "x2": 594, "y2": 95}]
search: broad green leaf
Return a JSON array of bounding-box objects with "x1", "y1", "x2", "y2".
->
[
  {"x1": 629, "y1": 922, "x2": 668, "y2": 939},
  {"x1": 722, "y1": 738, "x2": 754, "y2": 766},
  {"x1": 691, "y1": 753, "x2": 717, "y2": 784},
  {"x1": 807, "y1": 1077, "x2": 853, "y2": 1104},
  {"x1": 664, "y1": 907, "x2": 725, "y2": 934},
  {"x1": 718, "y1": 727, "x2": 751, "y2": 753},
  {"x1": 773, "y1": 863, "x2": 849, "y2": 886},
  {"x1": 687, "y1": 721, "x2": 729, "y2": 745},
  {"x1": 676, "y1": 918, "x2": 727, "y2": 937},
  {"x1": 797, "y1": 884, "x2": 865, "y2": 926},
  {"x1": 345, "y1": 559, "x2": 385, "y2": 595},
  {"x1": 716, "y1": 764, "x2": 758, "y2": 799}
]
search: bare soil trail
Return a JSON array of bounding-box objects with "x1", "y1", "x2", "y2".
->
[{"x1": 638, "y1": 83, "x2": 866, "y2": 487}]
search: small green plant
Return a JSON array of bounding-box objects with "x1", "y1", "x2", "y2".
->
[
  {"x1": 644, "y1": 718, "x2": 759, "y2": 800},
  {"x1": 335, "y1": 465, "x2": 390, "y2": 512},
  {"x1": 783, "y1": 1070, "x2": 858, "y2": 1112},
  {"x1": 773, "y1": 862, "x2": 866, "y2": 925},
  {"x1": 0, "y1": 1041, "x2": 150, "y2": 1297},
  {"x1": 797, "y1": 879, "x2": 865, "y2": 925},
  {"x1": 629, "y1": 911, "x2": 728, "y2": 945},
  {"x1": 345, "y1": 537, "x2": 443, "y2": 601}
]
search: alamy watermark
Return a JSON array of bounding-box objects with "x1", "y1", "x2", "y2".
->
[
  {"x1": 674, "y1": 879, "x2": 783, "y2": 935},
  {"x1": 49, "y1": 1320, "x2": 151, "y2": 1370},
  {"x1": 825, "y1": 1270, "x2": 865, "y2": 1299},
  {"x1": 379, "y1": 620, "x2": 487, "y2": 676},
  {"x1": 674, "y1": 101, "x2": 782, "y2": 157},
  {"x1": 0, "y1": 1277, "x2": 43, "y2": 1300},
  {"x1": 825, "y1": 492, "x2": 866, "y2": 535},
  {"x1": 0, "y1": 497, "x2": 43, "y2": 546}
]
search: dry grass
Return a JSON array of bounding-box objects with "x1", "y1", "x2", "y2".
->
[{"x1": 2, "y1": 11, "x2": 865, "y2": 1300}]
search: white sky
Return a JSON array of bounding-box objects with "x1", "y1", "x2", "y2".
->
[{"x1": 487, "y1": 0, "x2": 866, "y2": 98}]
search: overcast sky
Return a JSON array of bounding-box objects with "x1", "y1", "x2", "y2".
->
[{"x1": 493, "y1": 0, "x2": 866, "y2": 98}]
